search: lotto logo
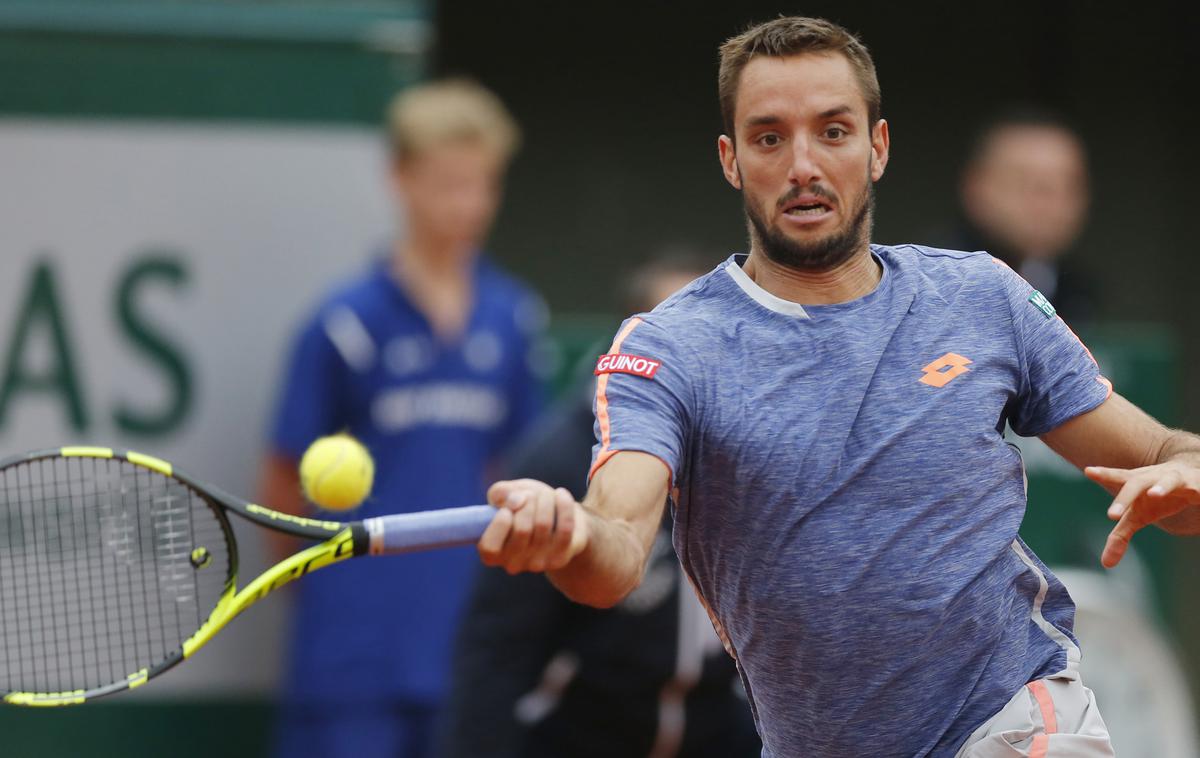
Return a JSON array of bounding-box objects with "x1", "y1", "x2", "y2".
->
[
  {"x1": 920, "y1": 352, "x2": 972, "y2": 387},
  {"x1": 595, "y1": 353, "x2": 662, "y2": 379}
]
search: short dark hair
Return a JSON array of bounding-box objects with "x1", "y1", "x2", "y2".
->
[
  {"x1": 965, "y1": 105, "x2": 1084, "y2": 168},
  {"x1": 718, "y1": 16, "x2": 882, "y2": 137}
]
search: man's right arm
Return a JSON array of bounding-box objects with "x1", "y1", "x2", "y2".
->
[{"x1": 478, "y1": 450, "x2": 670, "y2": 608}]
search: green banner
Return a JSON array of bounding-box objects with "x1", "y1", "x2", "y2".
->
[{"x1": 0, "y1": 0, "x2": 429, "y2": 123}]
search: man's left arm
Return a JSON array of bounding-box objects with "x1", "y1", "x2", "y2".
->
[{"x1": 1040, "y1": 391, "x2": 1200, "y2": 568}]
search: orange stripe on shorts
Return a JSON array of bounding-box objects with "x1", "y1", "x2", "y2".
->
[{"x1": 1027, "y1": 679, "x2": 1057, "y2": 758}]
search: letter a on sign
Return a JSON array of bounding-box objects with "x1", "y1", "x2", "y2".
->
[{"x1": 594, "y1": 353, "x2": 661, "y2": 379}]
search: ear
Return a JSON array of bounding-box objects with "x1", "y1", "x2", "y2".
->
[
  {"x1": 718, "y1": 135, "x2": 742, "y2": 190},
  {"x1": 869, "y1": 119, "x2": 890, "y2": 182}
]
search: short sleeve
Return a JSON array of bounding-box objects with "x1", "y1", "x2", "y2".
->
[
  {"x1": 993, "y1": 259, "x2": 1112, "y2": 437},
  {"x1": 268, "y1": 313, "x2": 348, "y2": 459},
  {"x1": 589, "y1": 317, "x2": 691, "y2": 484}
]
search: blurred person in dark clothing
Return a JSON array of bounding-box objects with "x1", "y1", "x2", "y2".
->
[
  {"x1": 939, "y1": 107, "x2": 1097, "y2": 324},
  {"x1": 437, "y1": 253, "x2": 761, "y2": 758}
]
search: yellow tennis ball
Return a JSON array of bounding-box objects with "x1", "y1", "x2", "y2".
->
[{"x1": 299, "y1": 434, "x2": 374, "y2": 511}]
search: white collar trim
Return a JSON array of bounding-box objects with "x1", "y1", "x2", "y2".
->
[{"x1": 723, "y1": 258, "x2": 810, "y2": 318}]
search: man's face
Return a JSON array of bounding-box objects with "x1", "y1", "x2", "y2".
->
[
  {"x1": 718, "y1": 53, "x2": 889, "y2": 271},
  {"x1": 962, "y1": 126, "x2": 1088, "y2": 260},
  {"x1": 391, "y1": 141, "x2": 506, "y2": 252}
]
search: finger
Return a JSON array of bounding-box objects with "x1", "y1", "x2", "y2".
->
[
  {"x1": 503, "y1": 489, "x2": 530, "y2": 511},
  {"x1": 546, "y1": 488, "x2": 576, "y2": 571},
  {"x1": 486, "y1": 480, "x2": 509, "y2": 505},
  {"x1": 487, "y1": 480, "x2": 524, "y2": 510},
  {"x1": 477, "y1": 508, "x2": 514, "y2": 566},
  {"x1": 488, "y1": 479, "x2": 549, "y2": 511},
  {"x1": 1147, "y1": 470, "x2": 1183, "y2": 498},
  {"x1": 525, "y1": 487, "x2": 558, "y2": 572},
  {"x1": 1101, "y1": 507, "x2": 1149, "y2": 569},
  {"x1": 567, "y1": 505, "x2": 589, "y2": 561},
  {"x1": 1085, "y1": 466, "x2": 1134, "y2": 486},
  {"x1": 504, "y1": 494, "x2": 538, "y2": 571},
  {"x1": 1107, "y1": 476, "x2": 1154, "y2": 520},
  {"x1": 508, "y1": 479, "x2": 563, "y2": 510}
]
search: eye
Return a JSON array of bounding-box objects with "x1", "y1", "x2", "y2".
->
[
  {"x1": 824, "y1": 127, "x2": 847, "y2": 140},
  {"x1": 757, "y1": 133, "x2": 782, "y2": 147}
]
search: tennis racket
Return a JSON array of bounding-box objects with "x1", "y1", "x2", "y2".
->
[{"x1": 0, "y1": 446, "x2": 496, "y2": 707}]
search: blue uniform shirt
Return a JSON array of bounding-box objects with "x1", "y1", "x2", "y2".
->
[
  {"x1": 271, "y1": 255, "x2": 545, "y2": 704},
  {"x1": 590, "y1": 245, "x2": 1111, "y2": 757}
]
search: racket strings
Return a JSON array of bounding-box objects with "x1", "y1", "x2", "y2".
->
[{"x1": 0, "y1": 457, "x2": 231, "y2": 696}]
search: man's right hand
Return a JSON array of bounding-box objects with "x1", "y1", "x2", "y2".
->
[{"x1": 479, "y1": 479, "x2": 590, "y2": 574}]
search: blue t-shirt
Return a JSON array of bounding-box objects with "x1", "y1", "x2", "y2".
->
[
  {"x1": 590, "y1": 245, "x2": 1111, "y2": 757},
  {"x1": 271, "y1": 255, "x2": 545, "y2": 704}
]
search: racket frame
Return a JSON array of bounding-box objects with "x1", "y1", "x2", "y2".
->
[{"x1": 0, "y1": 446, "x2": 368, "y2": 706}]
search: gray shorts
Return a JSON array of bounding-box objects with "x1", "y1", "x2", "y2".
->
[{"x1": 955, "y1": 671, "x2": 1114, "y2": 757}]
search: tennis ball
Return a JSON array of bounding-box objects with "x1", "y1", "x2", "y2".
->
[{"x1": 299, "y1": 434, "x2": 374, "y2": 511}]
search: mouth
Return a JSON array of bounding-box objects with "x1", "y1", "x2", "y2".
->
[
  {"x1": 780, "y1": 195, "x2": 835, "y2": 223},
  {"x1": 784, "y1": 204, "x2": 830, "y2": 217}
]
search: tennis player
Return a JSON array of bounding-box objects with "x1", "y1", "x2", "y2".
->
[
  {"x1": 477, "y1": 17, "x2": 1200, "y2": 758},
  {"x1": 261, "y1": 80, "x2": 545, "y2": 758}
]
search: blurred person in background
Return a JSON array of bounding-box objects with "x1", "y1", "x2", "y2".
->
[
  {"x1": 259, "y1": 79, "x2": 546, "y2": 758},
  {"x1": 438, "y1": 252, "x2": 761, "y2": 758},
  {"x1": 939, "y1": 107, "x2": 1097, "y2": 323}
]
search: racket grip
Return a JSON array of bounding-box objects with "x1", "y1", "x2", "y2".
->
[{"x1": 362, "y1": 505, "x2": 495, "y2": 555}]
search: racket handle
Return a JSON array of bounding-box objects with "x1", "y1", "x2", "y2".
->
[{"x1": 362, "y1": 505, "x2": 495, "y2": 555}]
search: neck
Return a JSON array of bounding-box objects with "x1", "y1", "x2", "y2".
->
[
  {"x1": 390, "y1": 235, "x2": 476, "y2": 342},
  {"x1": 742, "y1": 244, "x2": 880, "y2": 305},
  {"x1": 392, "y1": 233, "x2": 473, "y2": 284}
]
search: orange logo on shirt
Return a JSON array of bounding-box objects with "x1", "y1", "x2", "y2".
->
[{"x1": 919, "y1": 352, "x2": 972, "y2": 387}]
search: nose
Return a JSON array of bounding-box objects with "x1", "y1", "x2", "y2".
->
[{"x1": 786, "y1": 136, "x2": 822, "y2": 186}]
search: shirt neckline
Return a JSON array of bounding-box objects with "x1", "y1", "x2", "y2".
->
[
  {"x1": 723, "y1": 248, "x2": 890, "y2": 319},
  {"x1": 723, "y1": 255, "x2": 810, "y2": 318},
  {"x1": 372, "y1": 250, "x2": 489, "y2": 348}
]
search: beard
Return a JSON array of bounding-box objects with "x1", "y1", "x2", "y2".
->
[{"x1": 744, "y1": 173, "x2": 875, "y2": 273}]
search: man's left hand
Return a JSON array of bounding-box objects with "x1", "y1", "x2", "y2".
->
[{"x1": 1085, "y1": 462, "x2": 1200, "y2": 568}]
